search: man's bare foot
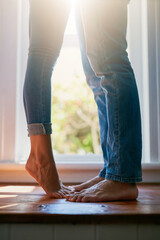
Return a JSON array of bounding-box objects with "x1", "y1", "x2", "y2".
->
[
  {"x1": 65, "y1": 180, "x2": 138, "y2": 202},
  {"x1": 68, "y1": 176, "x2": 104, "y2": 192},
  {"x1": 25, "y1": 152, "x2": 72, "y2": 199}
]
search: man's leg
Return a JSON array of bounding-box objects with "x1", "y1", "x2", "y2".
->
[
  {"x1": 66, "y1": 0, "x2": 142, "y2": 202},
  {"x1": 23, "y1": 0, "x2": 72, "y2": 198}
]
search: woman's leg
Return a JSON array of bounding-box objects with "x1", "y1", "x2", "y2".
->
[
  {"x1": 66, "y1": 0, "x2": 142, "y2": 202},
  {"x1": 23, "y1": 0, "x2": 71, "y2": 197}
]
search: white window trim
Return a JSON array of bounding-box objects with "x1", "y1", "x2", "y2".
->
[
  {"x1": 147, "y1": 0, "x2": 160, "y2": 164},
  {"x1": 0, "y1": 162, "x2": 160, "y2": 184}
]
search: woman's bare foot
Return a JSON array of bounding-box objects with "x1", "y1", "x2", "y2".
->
[
  {"x1": 25, "y1": 153, "x2": 72, "y2": 198},
  {"x1": 68, "y1": 176, "x2": 104, "y2": 192},
  {"x1": 65, "y1": 180, "x2": 138, "y2": 202},
  {"x1": 25, "y1": 135, "x2": 72, "y2": 198}
]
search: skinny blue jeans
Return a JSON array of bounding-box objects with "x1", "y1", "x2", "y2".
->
[{"x1": 23, "y1": 0, "x2": 142, "y2": 183}]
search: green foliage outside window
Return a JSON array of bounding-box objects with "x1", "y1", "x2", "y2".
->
[{"x1": 51, "y1": 74, "x2": 101, "y2": 154}]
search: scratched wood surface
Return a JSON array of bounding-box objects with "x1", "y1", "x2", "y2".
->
[{"x1": 0, "y1": 184, "x2": 160, "y2": 224}]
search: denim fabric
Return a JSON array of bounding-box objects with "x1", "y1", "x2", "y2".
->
[{"x1": 23, "y1": 0, "x2": 142, "y2": 182}]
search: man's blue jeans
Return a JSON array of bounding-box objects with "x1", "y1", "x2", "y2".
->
[{"x1": 23, "y1": 0, "x2": 142, "y2": 183}]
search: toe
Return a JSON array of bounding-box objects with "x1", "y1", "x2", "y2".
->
[
  {"x1": 58, "y1": 191, "x2": 65, "y2": 198},
  {"x1": 50, "y1": 192, "x2": 62, "y2": 199},
  {"x1": 68, "y1": 195, "x2": 78, "y2": 202},
  {"x1": 64, "y1": 194, "x2": 70, "y2": 200},
  {"x1": 76, "y1": 195, "x2": 83, "y2": 202},
  {"x1": 63, "y1": 189, "x2": 71, "y2": 195},
  {"x1": 65, "y1": 192, "x2": 75, "y2": 201},
  {"x1": 81, "y1": 196, "x2": 91, "y2": 202}
]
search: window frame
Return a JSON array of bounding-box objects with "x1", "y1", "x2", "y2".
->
[
  {"x1": 0, "y1": 0, "x2": 160, "y2": 183},
  {"x1": 147, "y1": 0, "x2": 160, "y2": 163}
]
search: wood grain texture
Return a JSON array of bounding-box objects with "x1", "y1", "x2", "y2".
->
[{"x1": 0, "y1": 184, "x2": 160, "y2": 224}]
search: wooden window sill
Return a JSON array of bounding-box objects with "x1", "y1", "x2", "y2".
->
[{"x1": 0, "y1": 184, "x2": 160, "y2": 224}]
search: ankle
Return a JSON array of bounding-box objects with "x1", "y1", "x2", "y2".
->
[
  {"x1": 27, "y1": 151, "x2": 54, "y2": 168},
  {"x1": 107, "y1": 180, "x2": 137, "y2": 187}
]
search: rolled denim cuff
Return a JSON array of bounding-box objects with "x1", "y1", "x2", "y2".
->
[{"x1": 27, "y1": 123, "x2": 52, "y2": 136}]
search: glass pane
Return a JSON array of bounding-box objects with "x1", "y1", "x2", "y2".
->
[{"x1": 51, "y1": 9, "x2": 101, "y2": 155}]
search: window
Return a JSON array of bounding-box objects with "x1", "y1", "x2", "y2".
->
[{"x1": 0, "y1": 0, "x2": 160, "y2": 183}]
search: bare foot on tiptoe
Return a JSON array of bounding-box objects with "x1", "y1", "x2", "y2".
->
[
  {"x1": 25, "y1": 153, "x2": 72, "y2": 198},
  {"x1": 68, "y1": 176, "x2": 104, "y2": 192},
  {"x1": 65, "y1": 179, "x2": 138, "y2": 202}
]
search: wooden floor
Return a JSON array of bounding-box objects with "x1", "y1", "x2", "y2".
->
[{"x1": 0, "y1": 184, "x2": 160, "y2": 224}]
